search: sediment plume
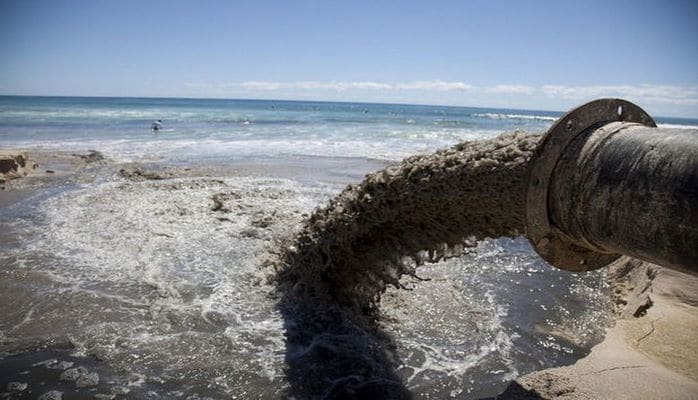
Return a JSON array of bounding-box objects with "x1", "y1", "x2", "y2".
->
[
  {"x1": 274, "y1": 131, "x2": 541, "y2": 313},
  {"x1": 273, "y1": 131, "x2": 542, "y2": 398}
]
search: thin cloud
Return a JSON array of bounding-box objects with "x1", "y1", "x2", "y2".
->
[
  {"x1": 292, "y1": 81, "x2": 393, "y2": 91},
  {"x1": 486, "y1": 84, "x2": 535, "y2": 95},
  {"x1": 185, "y1": 81, "x2": 698, "y2": 107},
  {"x1": 189, "y1": 80, "x2": 474, "y2": 92},
  {"x1": 184, "y1": 82, "x2": 237, "y2": 89},
  {"x1": 541, "y1": 84, "x2": 698, "y2": 106},
  {"x1": 484, "y1": 83, "x2": 698, "y2": 106},
  {"x1": 239, "y1": 81, "x2": 286, "y2": 91},
  {"x1": 394, "y1": 80, "x2": 473, "y2": 91}
]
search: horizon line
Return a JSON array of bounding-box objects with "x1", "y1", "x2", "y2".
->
[
  {"x1": 0, "y1": 92, "x2": 567, "y2": 114},
  {"x1": 2, "y1": 93, "x2": 698, "y2": 121}
]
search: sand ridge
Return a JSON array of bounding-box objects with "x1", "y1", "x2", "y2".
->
[{"x1": 501, "y1": 259, "x2": 698, "y2": 400}]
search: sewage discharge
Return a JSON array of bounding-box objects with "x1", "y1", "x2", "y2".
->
[
  {"x1": 273, "y1": 131, "x2": 540, "y2": 398},
  {"x1": 275, "y1": 131, "x2": 540, "y2": 312},
  {"x1": 273, "y1": 98, "x2": 698, "y2": 398}
]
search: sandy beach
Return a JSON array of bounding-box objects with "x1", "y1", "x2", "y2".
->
[
  {"x1": 3, "y1": 1, "x2": 697, "y2": 397},
  {"x1": 498, "y1": 259, "x2": 698, "y2": 400}
]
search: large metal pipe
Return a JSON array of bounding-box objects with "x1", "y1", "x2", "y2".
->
[{"x1": 526, "y1": 98, "x2": 698, "y2": 274}]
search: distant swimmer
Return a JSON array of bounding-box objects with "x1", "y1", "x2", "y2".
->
[{"x1": 151, "y1": 120, "x2": 162, "y2": 131}]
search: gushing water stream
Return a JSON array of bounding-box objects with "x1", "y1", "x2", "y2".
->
[
  {"x1": 0, "y1": 133, "x2": 611, "y2": 399},
  {"x1": 271, "y1": 132, "x2": 599, "y2": 398}
]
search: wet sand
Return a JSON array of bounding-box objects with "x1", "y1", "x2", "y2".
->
[{"x1": 499, "y1": 259, "x2": 698, "y2": 400}]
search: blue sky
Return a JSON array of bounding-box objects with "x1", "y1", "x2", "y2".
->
[{"x1": 1, "y1": 0, "x2": 697, "y2": 117}]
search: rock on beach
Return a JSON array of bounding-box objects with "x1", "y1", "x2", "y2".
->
[{"x1": 0, "y1": 151, "x2": 36, "y2": 186}]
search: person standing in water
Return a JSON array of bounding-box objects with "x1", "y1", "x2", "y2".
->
[{"x1": 151, "y1": 120, "x2": 162, "y2": 131}]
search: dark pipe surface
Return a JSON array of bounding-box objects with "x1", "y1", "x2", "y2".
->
[{"x1": 548, "y1": 122, "x2": 698, "y2": 273}]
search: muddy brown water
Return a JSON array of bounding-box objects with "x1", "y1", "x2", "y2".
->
[
  {"x1": 275, "y1": 132, "x2": 540, "y2": 310},
  {"x1": 273, "y1": 132, "x2": 543, "y2": 398},
  {"x1": 0, "y1": 134, "x2": 611, "y2": 399}
]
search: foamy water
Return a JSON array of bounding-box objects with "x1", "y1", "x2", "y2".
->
[
  {"x1": 1, "y1": 96, "x2": 560, "y2": 163},
  {"x1": 2, "y1": 175, "x2": 329, "y2": 397},
  {"x1": 1, "y1": 171, "x2": 610, "y2": 399},
  {"x1": 2, "y1": 96, "x2": 692, "y2": 398},
  {"x1": 3, "y1": 96, "x2": 693, "y2": 163}
]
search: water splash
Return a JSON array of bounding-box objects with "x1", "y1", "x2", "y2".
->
[
  {"x1": 273, "y1": 132, "x2": 548, "y2": 397},
  {"x1": 275, "y1": 131, "x2": 540, "y2": 312},
  {"x1": 0, "y1": 135, "x2": 612, "y2": 399}
]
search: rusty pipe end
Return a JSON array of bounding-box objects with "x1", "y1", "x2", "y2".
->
[{"x1": 525, "y1": 98, "x2": 656, "y2": 272}]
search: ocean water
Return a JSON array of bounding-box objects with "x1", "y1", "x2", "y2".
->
[
  {"x1": 0, "y1": 96, "x2": 695, "y2": 399},
  {"x1": 0, "y1": 96, "x2": 564, "y2": 162}
]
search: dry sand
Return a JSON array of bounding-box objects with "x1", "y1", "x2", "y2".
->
[
  {"x1": 0, "y1": 149, "x2": 105, "y2": 191},
  {"x1": 498, "y1": 259, "x2": 698, "y2": 400}
]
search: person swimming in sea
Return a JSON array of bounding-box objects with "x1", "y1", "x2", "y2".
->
[{"x1": 151, "y1": 120, "x2": 162, "y2": 131}]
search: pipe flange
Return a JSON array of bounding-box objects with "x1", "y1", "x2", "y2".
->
[{"x1": 526, "y1": 98, "x2": 656, "y2": 271}]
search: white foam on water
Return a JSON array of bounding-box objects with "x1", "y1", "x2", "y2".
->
[
  {"x1": 657, "y1": 123, "x2": 698, "y2": 130},
  {"x1": 3, "y1": 128, "x2": 503, "y2": 163},
  {"x1": 375, "y1": 236, "x2": 610, "y2": 397},
  {"x1": 0, "y1": 108, "x2": 200, "y2": 121},
  {"x1": 1, "y1": 166, "x2": 611, "y2": 397},
  {"x1": 381, "y1": 258, "x2": 519, "y2": 392},
  {"x1": 473, "y1": 113, "x2": 558, "y2": 122},
  {"x1": 7, "y1": 175, "x2": 338, "y2": 396}
]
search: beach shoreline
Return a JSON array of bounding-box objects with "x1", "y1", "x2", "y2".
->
[
  {"x1": 498, "y1": 259, "x2": 698, "y2": 400},
  {"x1": 1, "y1": 149, "x2": 695, "y2": 399}
]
